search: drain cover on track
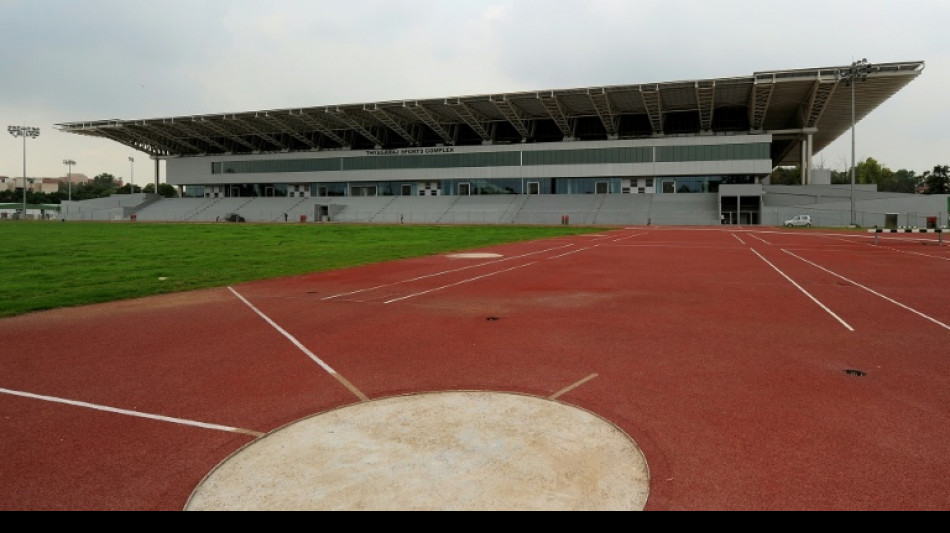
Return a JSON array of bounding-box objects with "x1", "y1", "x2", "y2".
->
[{"x1": 185, "y1": 392, "x2": 650, "y2": 511}]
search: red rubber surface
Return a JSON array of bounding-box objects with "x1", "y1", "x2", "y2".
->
[{"x1": 1, "y1": 228, "x2": 948, "y2": 510}]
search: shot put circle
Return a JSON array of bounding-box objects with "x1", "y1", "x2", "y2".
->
[{"x1": 185, "y1": 391, "x2": 650, "y2": 511}]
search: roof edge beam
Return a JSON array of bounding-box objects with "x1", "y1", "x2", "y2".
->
[
  {"x1": 261, "y1": 113, "x2": 320, "y2": 150},
  {"x1": 696, "y1": 81, "x2": 716, "y2": 132},
  {"x1": 194, "y1": 118, "x2": 258, "y2": 152},
  {"x1": 366, "y1": 105, "x2": 418, "y2": 146},
  {"x1": 750, "y1": 79, "x2": 775, "y2": 132},
  {"x1": 640, "y1": 86, "x2": 663, "y2": 135},
  {"x1": 490, "y1": 96, "x2": 531, "y2": 140},
  {"x1": 539, "y1": 93, "x2": 574, "y2": 140},
  {"x1": 406, "y1": 103, "x2": 455, "y2": 145},
  {"x1": 331, "y1": 108, "x2": 384, "y2": 148},
  {"x1": 96, "y1": 128, "x2": 164, "y2": 157},
  {"x1": 135, "y1": 124, "x2": 205, "y2": 154},
  {"x1": 588, "y1": 89, "x2": 617, "y2": 138},
  {"x1": 446, "y1": 100, "x2": 492, "y2": 143},
  {"x1": 163, "y1": 120, "x2": 231, "y2": 152},
  {"x1": 290, "y1": 110, "x2": 349, "y2": 149},
  {"x1": 229, "y1": 116, "x2": 286, "y2": 151},
  {"x1": 114, "y1": 125, "x2": 180, "y2": 155},
  {"x1": 802, "y1": 80, "x2": 839, "y2": 129}
]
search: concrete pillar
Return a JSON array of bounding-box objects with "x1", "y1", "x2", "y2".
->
[
  {"x1": 801, "y1": 139, "x2": 808, "y2": 185},
  {"x1": 153, "y1": 158, "x2": 160, "y2": 192},
  {"x1": 806, "y1": 134, "x2": 814, "y2": 186}
]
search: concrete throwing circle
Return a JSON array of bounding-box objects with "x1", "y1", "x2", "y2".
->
[
  {"x1": 185, "y1": 392, "x2": 650, "y2": 511},
  {"x1": 446, "y1": 253, "x2": 504, "y2": 259}
]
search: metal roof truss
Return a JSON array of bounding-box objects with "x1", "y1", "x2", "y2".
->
[{"x1": 54, "y1": 61, "x2": 925, "y2": 168}]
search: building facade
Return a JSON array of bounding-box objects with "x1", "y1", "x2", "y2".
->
[
  {"x1": 56, "y1": 61, "x2": 925, "y2": 226},
  {"x1": 172, "y1": 134, "x2": 772, "y2": 200}
]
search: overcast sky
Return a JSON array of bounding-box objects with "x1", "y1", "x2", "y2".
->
[{"x1": 1, "y1": 0, "x2": 947, "y2": 184}]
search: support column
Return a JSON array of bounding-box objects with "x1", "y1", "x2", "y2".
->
[
  {"x1": 153, "y1": 157, "x2": 160, "y2": 193},
  {"x1": 806, "y1": 134, "x2": 814, "y2": 186},
  {"x1": 801, "y1": 139, "x2": 808, "y2": 185}
]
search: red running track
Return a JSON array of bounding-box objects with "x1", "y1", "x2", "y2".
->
[{"x1": 1, "y1": 228, "x2": 948, "y2": 510}]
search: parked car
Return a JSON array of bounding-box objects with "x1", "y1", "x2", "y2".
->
[
  {"x1": 223, "y1": 213, "x2": 246, "y2": 223},
  {"x1": 784, "y1": 215, "x2": 812, "y2": 228}
]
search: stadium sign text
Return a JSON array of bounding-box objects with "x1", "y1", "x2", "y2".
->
[{"x1": 365, "y1": 147, "x2": 456, "y2": 156}]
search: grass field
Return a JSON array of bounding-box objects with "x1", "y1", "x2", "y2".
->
[{"x1": 0, "y1": 222, "x2": 603, "y2": 318}]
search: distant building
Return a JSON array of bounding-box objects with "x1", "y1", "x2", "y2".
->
[
  {"x1": 0, "y1": 174, "x2": 91, "y2": 194},
  {"x1": 61, "y1": 173, "x2": 92, "y2": 190}
]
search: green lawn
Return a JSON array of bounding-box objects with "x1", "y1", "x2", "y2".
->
[{"x1": 0, "y1": 222, "x2": 603, "y2": 318}]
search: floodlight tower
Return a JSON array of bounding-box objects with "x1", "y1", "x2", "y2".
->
[
  {"x1": 129, "y1": 156, "x2": 135, "y2": 193},
  {"x1": 63, "y1": 159, "x2": 76, "y2": 202},
  {"x1": 837, "y1": 59, "x2": 874, "y2": 227},
  {"x1": 8, "y1": 125, "x2": 41, "y2": 219}
]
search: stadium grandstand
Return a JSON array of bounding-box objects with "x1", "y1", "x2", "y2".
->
[{"x1": 56, "y1": 61, "x2": 947, "y2": 227}]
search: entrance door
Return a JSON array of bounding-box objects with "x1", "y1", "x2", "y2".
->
[
  {"x1": 528, "y1": 182, "x2": 540, "y2": 195},
  {"x1": 401, "y1": 184, "x2": 413, "y2": 196},
  {"x1": 595, "y1": 182, "x2": 609, "y2": 194},
  {"x1": 459, "y1": 183, "x2": 472, "y2": 196}
]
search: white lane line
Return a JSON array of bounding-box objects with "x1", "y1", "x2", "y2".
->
[
  {"x1": 0, "y1": 387, "x2": 264, "y2": 438},
  {"x1": 821, "y1": 234, "x2": 871, "y2": 246},
  {"x1": 384, "y1": 262, "x2": 538, "y2": 304},
  {"x1": 548, "y1": 248, "x2": 590, "y2": 260},
  {"x1": 551, "y1": 374, "x2": 599, "y2": 400},
  {"x1": 781, "y1": 246, "x2": 873, "y2": 254},
  {"x1": 229, "y1": 287, "x2": 370, "y2": 402},
  {"x1": 321, "y1": 244, "x2": 575, "y2": 301},
  {"x1": 750, "y1": 248, "x2": 855, "y2": 332},
  {"x1": 747, "y1": 233, "x2": 772, "y2": 245},
  {"x1": 609, "y1": 243, "x2": 734, "y2": 250},
  {"x1": 783, "y1": 250, "x2": 950, "y2": 332},
  {"x1": 872, "y1": 245, "x2": 950, "y2": 262},
  {"x1": 732, "y1": 233, "x2": 747, "y2": 246},
  {"x1": 610, "y1": 233, "x2": 647, "y2": 243}
]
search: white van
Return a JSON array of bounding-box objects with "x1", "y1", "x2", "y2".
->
[{"x1": 784, "y1": 215, "x2": 812, "y2": 228}]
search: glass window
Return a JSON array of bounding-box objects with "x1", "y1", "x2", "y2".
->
[{"x1": 656, "y1": 143, "x2": 769, "y2": 163}]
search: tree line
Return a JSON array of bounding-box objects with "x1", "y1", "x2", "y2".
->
[
  {"x1": 0, "y1": 173, "x2": 179, "y2": 205},
  {"x1": 770, "y1": 159, "x2": 950, "y2": 194}
]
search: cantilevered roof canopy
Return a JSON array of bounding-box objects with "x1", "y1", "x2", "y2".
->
[{"x1": 56, "y1": 61, "x2": 924, "y2": 168}]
